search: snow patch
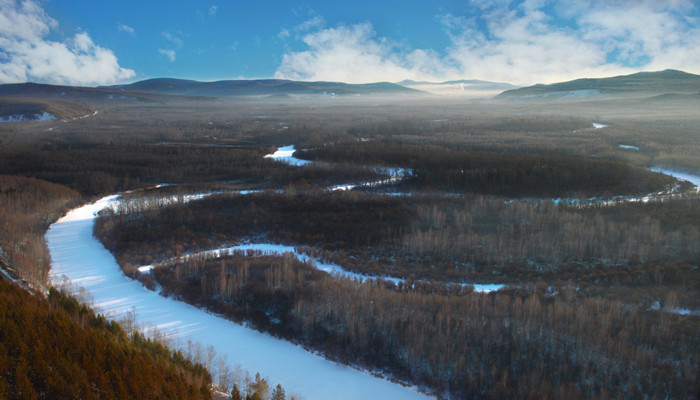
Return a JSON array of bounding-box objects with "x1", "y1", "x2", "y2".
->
[
  {"x1": 0, "y1": 111, "x2": 57, "y2": 122},
  {"x1": 650, "y1": 168, "x2": 700, "y2": 188},
  {"x1": 264, "y1": 145, "x2": 311, "y2": 166},
  {"x1": 647, "y1": 301, "x2": 700, "y2": 316},
  {"x1": 618, "y1": 144, "x2": 638, "y2": 150},
  {"x1": 592, "y1": 122, "x2": 608, "y2": 129}
]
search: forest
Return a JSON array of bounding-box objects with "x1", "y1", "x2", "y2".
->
[
  {"x1": 95, "y1": 190, "x2": 699, "y2": 285},
  {"x1": 0, "y1": 277, "x2": 212, "y2": 400},
  {"x1": 146, "y1": 252, "x2": 699, "y2": 400},
  {"x1": 1, "y1": 90, "x2": 699, "y2": 399},
  {"x1": 296, "y1": 142, "x2": 679, "y2": 197}
]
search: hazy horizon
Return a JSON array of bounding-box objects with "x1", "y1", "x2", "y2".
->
[{"x1": 1, "y1": 0, "x2": 699, "y2": 87}]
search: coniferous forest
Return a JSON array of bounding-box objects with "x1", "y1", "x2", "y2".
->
[{"x1": 1, "y1": 85, "x2": 699, "y2": 399}]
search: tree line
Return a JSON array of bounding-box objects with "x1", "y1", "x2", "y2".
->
[
  {"x1": 0, "y1": 143, "x2": 384, "y2": 196},
  {"x1": 0, "y1": 175, "x2": 81, "y2": 288},
  {"x1": 297, "y1": 142, "x2": 678, "y2": 197}
]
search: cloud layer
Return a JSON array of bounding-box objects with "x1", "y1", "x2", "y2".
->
[
  {"x1": 0, "y1": 0, "x2": 134, "y2": 85},
  {"x1": 276, "y1": 0, "x2": 700, "y2": 84}
]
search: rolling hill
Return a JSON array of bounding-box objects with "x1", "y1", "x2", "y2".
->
[
  {"x1": 495, "y1": 69, "x2": 700, "y2": 101},
  {"x1": 0, "y1": 97, "x2": 95, "y2": 122},
  {"x1": 0, "y1": 82, "x2": 170, "y2": 102},
  {"x1": 108, "y1": 78, "x2": 422, "y2": 97}
]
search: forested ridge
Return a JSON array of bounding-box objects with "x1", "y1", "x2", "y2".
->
[
  {"x1": 0, "y1": 276, "x2": 212, "y2": 399},
  {"x1": 0, "y1": 175, "x2": 212, "y2": 399},
  {"x1": 0, "y1": 175, "x2": 80, "y2": 288}
]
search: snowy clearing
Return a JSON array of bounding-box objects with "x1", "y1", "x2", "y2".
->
[{"x1": 47, "y1": 196, "x2": 432, "y2": 400}]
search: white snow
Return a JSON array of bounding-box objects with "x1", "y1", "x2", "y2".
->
[
  {"x1": 470, "y1": 283, "x2": 505, "y2": 292},
  {"x1": 263, "y1": 145, "x2": 311, "y2": 166},
  {"x1": 47, "y1": 196, "x2": 432, "y2": 400},
  {"x1": 647, "y1": 301, "x2": 699, "y2": 316},
  {"x1": 618, "y1": 144, "x2": 639, "y2": 150},
  {"x1": 592, "y1": 122, "x2": 608, "y2": 128},
  {"x1": 330, "y1": 167, "x2": 411, "y2": 191},
  {"x1": 650, "y1": 168, "x2": 700, "y2": 188},
  {"x1": 0, "y1": 111, "x2": 57, "y2": 122}
]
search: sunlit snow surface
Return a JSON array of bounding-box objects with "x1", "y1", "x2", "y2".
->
[
  {"x1": 618, "y1": 144, "x2": 639, "y2": 150},
  {"x1": 47, "y1": 196, "x2": 432, "y2": 400},
  {"x1": 592, "y1": 122, "x2": 608, "y2": 128},
  {"x1": 651, "y1": 168, "x2": 700, "y2": 188},
  {"x1": 264, "y1": 145, "x2": 311, "y2": 166}
]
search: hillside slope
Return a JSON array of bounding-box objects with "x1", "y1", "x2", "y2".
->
[
  {"x1": 109, "y1": 78, "x2": 422, "y2": 97},
  {"x1": 496, "y1": 69, "x2": 700, "y2": 100}
]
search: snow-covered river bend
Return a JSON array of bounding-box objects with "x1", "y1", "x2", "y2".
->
[{"x1": 47, "y1": 196, "x2": 432, "y2": 400}]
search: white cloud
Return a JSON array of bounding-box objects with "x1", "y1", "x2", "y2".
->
[
  {"x1": 162, "y1": 31, "x2": 184, "y2": 48},
  {"x1": 0, "y1": 0, "x2": 134, "y2": 85},
  {"x1": 208, "y1": 5, "x2": 218, "y2": 16},
  {"x1": 277, "y1": 28, "x2": 290, "y2": 40},
  {"x1": 118, "y1": 23, "x2": 135, "y2": 36},
  {"x1": 159, "y1": 48, "x2": 176, "y2": 62},
  {"x1": 275, "y1": 0, "x2": 700, "y2": 85},
  {"x1": 275, "y1": 22, "x2": 449, "y2": 83},
  {"x1": 296, "y1": 15, "x2": 325, "y2": 32}
]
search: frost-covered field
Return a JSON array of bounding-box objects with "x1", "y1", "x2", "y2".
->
[{"x1": 47, "y1": 196, "x2": 432, "y2": 400}]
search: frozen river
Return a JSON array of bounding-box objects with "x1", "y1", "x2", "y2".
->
[{"x1": 47, "y1": 195, "x2": 432, "y2": 400}]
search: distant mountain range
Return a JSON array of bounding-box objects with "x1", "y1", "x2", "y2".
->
[
  {"x1": 0, "y1": 82, "x2": 170, "y2": 103},
  {"x1": 1, "y1": 70, "x2": 698, "y2": 112},
  {"x1": 496, "y1": 69, "x2": 700, "y2": 101},
  {"x1": 107, "y1": 78, "x2": 420, "y2": 97}
]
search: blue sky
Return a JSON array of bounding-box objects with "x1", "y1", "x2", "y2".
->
[{"x1": 1, "y1": 0, "x2": 700, "y2": 86}]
